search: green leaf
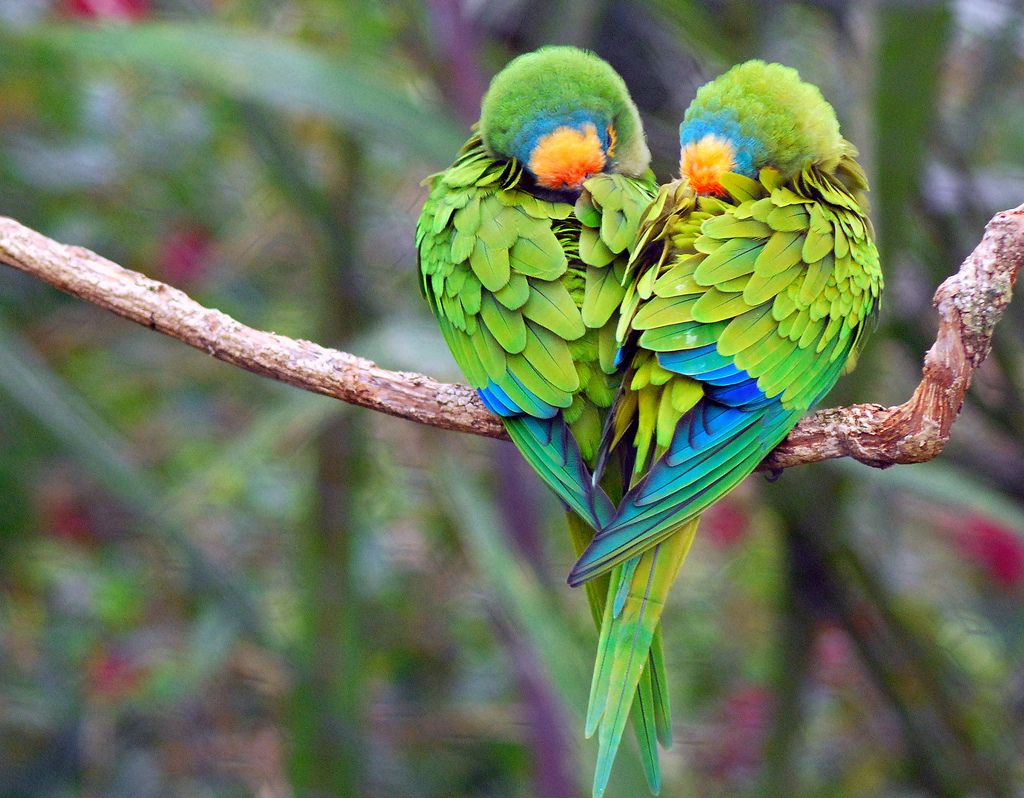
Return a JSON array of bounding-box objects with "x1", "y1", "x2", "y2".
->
[
  {"x1": 873, "y1": 4, "x2": 952, "y2": 260},
  {"x1": 10, "y1": 22, "x2": 464, "y2": 163}
]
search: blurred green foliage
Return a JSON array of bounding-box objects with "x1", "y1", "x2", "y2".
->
[{"x1": 1, "y1": 1, "x2": 1023, "y2": 796}]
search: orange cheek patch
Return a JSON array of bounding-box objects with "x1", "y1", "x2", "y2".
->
[
  {"x1": 529, "y1": 123, "x2": 606, "y2": 191},
  {"x1": 680, "y1": 135, "x2": 736, "y2": 196}
]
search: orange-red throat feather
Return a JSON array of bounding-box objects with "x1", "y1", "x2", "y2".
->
[
  {"x1": 529, "y1": 123, "x2": 606, "y2": 191},
  {"x1": 680, "y1": 134, "x2": 736, "y2": 196}
]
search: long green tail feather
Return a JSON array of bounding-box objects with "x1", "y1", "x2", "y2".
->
[
  {"x1": 566, "y1": 511, "x2": 611, "y2": 630},
  {"x1": 589, "y1": 518, "x2": 699, "y2": 798},
  {"x1": 633, "y1": 664, "x2": 662, "y2": 795},
  {"x1": 613, "y1": 557, "x2": 641, "y2": 617},
  {"x1": 566, "y1": 512, "x2": 668, "y2": 795},
  {"x1": 585, "y1": 571, "x2": 619, "y2": 738},
  {"x1": 648, "y1": 627, "x2": 673, "y2": 748}
]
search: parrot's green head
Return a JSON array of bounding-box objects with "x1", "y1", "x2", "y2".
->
[
  {"x1": 678, "y1": 60, "x2": 853, "y2": 196},
  {"x1": 480, "y1": 46, "x2": 650, "y2": 194}
]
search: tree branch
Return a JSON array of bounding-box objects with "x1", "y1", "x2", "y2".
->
[
  {"x1": 0, "y1": 217, "x2": 506, "y2": 439},
  {"x1": 0, "y1": 206, "x2": 1021, "y2": 470}
]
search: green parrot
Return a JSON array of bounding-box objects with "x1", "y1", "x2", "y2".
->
[
  {"x1": 415, "y1": 47, "x2": 667, "y2": 789},
  {"x1": 569, "y1": 60, "x2": 884, "y2": 796}
]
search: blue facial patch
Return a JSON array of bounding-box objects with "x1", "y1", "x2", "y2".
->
[
  {"x1": 510, "y1": 109, "x2": 610, "y2": 168},
  {"x1": 679, "y1": 110, "x2": 766, "y2": 179}
]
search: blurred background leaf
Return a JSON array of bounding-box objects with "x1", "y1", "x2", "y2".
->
[{"x1": 4, "y1": 22, "x2": 465, "y2": 161}]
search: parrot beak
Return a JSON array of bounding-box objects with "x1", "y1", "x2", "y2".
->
[
  {"x1": 529, "y1": 123, "x2": 607, "y2": 191},
  {"x1": 680, "y1": 134, "x2": 736, "y2": 196}
]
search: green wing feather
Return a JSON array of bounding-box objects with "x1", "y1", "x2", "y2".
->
[
  {"x1": 576, "y1": 161, "x2": 882, "y2": 794},
  {"x1": 418, "y1": 135, "x2": 667, "y2": 789},
  {"x1": 574, "y1": 163, "x2": 882, "y2": 581}
]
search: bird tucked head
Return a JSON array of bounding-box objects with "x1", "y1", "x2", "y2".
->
[
  {"x1": 480, "y1": 46, "x2": 650, "y2": 193},
  {"x1": 678, "y1": 60, "x2": 853, "y2": 196}
]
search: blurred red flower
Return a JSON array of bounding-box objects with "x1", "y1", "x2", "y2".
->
[
  {"x1": 705, "y1": 684, "x2": 771, "y2": 782},
  {"x1": 813, "y1": 623, "x2": 856, "y2": 688},
  {"x1": 64, "y1": 0, "x2": 149, "y2": 21},
  {"x1": 44, "y1": 502, "x2": 94, "y2": 545},
  {"x1": 87, "y1": 646, "x2": 145, "y2": 699},
  {"x1": 704, "y1": 499, "x2": 749, "y2": 550},
  {"x1": 157, "y1": 226, "x2": 214, "y2": 286},
  {"x1": 954, "y1": 516, "x2": 1024, "y2": 590},
  {"x1": 36, "y1": 474, "x2": 98, "y2": 547}
]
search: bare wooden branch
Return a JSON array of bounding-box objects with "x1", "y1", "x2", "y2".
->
[
  {"x1": 1, "y1": 205, "x2": 1021, "y2": 470},
  {"x1": 0, "y1": 217, "x2": 506, "y2": 439}
]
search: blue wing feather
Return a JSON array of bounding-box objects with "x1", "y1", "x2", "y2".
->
[
  {"x1": 568, "y1": 395, "x2": 799, "y2": 585},
  {"x1": 478, "y1": 383, "x2": 525, "y2": 417},
  {"x1": 504, "y1": 414, "x2": 615, "y2": 528}
]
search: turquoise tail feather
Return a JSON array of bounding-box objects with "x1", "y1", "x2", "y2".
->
[
  {"x1": 504, "y1": 414, "x2": 614, "y2": 529},
  {"x1": 569, "y1": 399, "x2": 800, "y2": 585},
  {"x1": 589, "y1": 518, "x2": 699, "y2": 798}
]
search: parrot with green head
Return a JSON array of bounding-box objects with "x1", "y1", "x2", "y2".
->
[
  {"x1": 415, "y1": 47, "x2": 668, "y2": 789},
  {"x1": 568, "y1": 60, "x2": 884, "y2": 796}
]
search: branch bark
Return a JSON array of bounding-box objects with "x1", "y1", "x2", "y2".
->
[{"x1": 1, "y1": 207, "x2": 1021, "y2": 470}]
